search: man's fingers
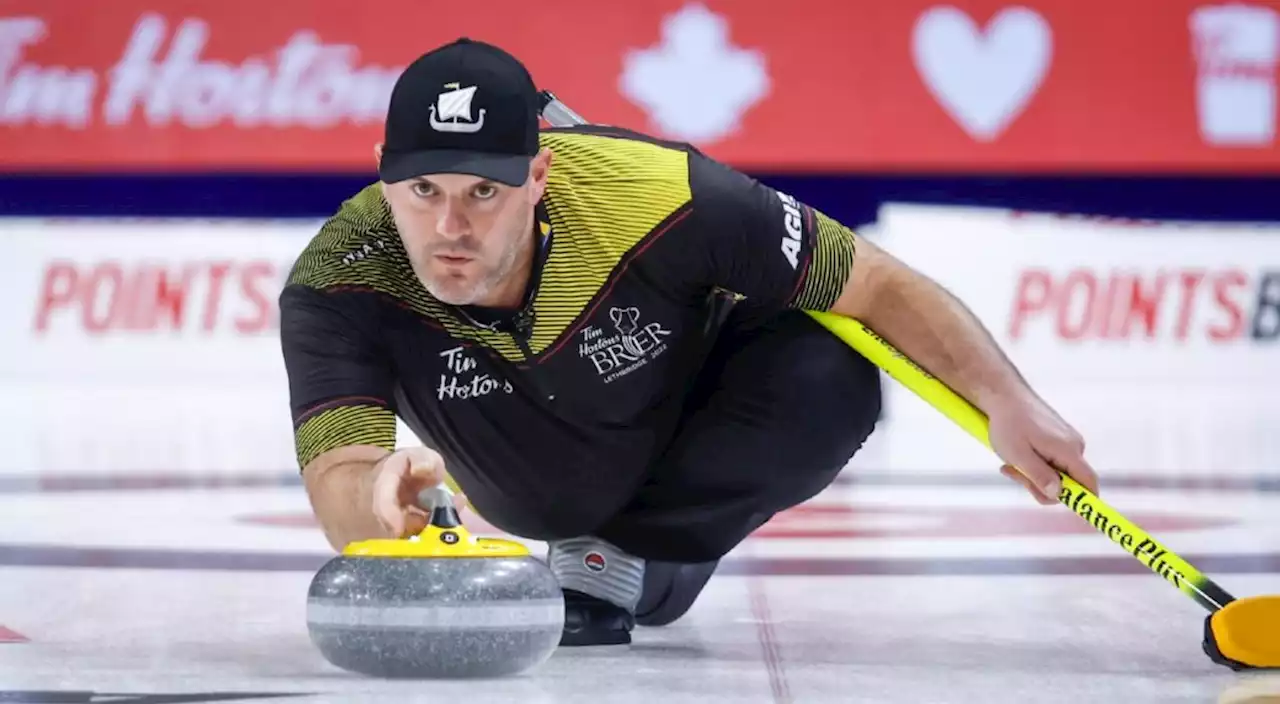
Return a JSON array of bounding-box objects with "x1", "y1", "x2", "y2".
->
[
  {"x1": 402, "y1": 449, "x2": 446, "y2": 490},
  {"x1": 371, "y1": 452, "x2": 410, "y2": 536},
  {"x1": 1000, "y1": 464, "x2": 1057, "y2": 505},
  {"x1": 402, "y1": 507, "x2": 429, "y2": 536},
  {"x1": 370, "y1": 448, "x2": 457, "y2": 539},
  {"x1": 407, "y1": 461, "x2": 444, "y2": 487},
  {"x1": 1004, "y1": 441, "x2": 1063, "y2": 500},
  {"x1": 1053, "y1": 447, "x2": 1100, "y2": 497},
  {"x1": 397, "y1": 468, "x2": 448, "y2": 514}
]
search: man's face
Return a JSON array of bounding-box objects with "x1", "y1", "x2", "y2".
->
[{"x1": 381, "y1": 149, "x2": 551, "y2": 306}]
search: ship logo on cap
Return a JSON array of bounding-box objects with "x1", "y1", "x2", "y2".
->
[{"x1": 430, "y1": 83, "x2": 486, "y2": 133}]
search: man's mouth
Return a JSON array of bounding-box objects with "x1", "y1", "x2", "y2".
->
[{"x1": 434, "y1": 253, "x2": 473, "y2": 265}]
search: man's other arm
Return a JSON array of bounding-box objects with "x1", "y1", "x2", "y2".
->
[
  {"x1": 828, "y1": 234, "x2": 1033, "y2": 413},
  {"x1": 301, "y1": 445, "x2": 393, "y2": 551},
  {"x1": 279, "y1": 283, "x2": 401, "y2": 550}
]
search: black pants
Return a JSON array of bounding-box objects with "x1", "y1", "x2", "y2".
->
[{"x1": 592, "y1": 308, "x2": 882, "y2": 563}]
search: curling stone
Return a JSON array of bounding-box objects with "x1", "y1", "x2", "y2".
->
[{"x1": 306, "y1": 486, "x2": 564, "y2": 679}]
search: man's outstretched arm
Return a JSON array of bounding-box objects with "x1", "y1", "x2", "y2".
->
[
  {"x1": 826, "y1": 233, "x2": 1099, "y2": 502},
  {"x1": 680, "y1": 150, "x2": 1098, "y2": 504},
  {"x1": 828, "y1": 236, "x2": 1030, "y2": 416}
]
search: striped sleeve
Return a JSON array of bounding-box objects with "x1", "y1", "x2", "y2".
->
[
  {"x1": 790, "y1": 210, "x2": 858, "y2": 311},
  {"x1": 279, "y1": 282, "x2": 398, "y2": 470},
  {"x1": 687, "y1": 151, "x2": 857, "y2": 313},
  {"x1": 294, "y1": 402, "x2": 397, "y2": 470}
]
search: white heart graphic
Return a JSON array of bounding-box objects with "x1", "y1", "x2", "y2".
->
[{"x1": 912, "y1": 6, "x2": 1052, "y2": 141}]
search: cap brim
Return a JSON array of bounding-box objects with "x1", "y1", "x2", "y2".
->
[{"x1": 379, "y1": 149, "x2": 532, "y2": 187}]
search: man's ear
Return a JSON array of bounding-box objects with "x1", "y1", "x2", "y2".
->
[
  {"x1": 375, "y1": 144, "x2": 387, "y2": 197},
  {"x1": 527, "y1": 148, "x2": 554, "y2": 203}
]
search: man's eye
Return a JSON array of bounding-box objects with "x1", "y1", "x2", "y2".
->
[
  {"x1": 474, "y1": 185, "x2": 497, "y2": 199},
  {"x1": 411, "y1": 182, "x2": 434, "y2": 197}
]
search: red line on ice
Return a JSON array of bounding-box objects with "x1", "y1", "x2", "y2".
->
[{"x1": 0, "y1": 625, "x2": 29, "y2": 643}]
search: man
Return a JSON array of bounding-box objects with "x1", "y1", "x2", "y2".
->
[{"x1": 280, "y1": 37, "x2": 1099, "y2": 647}]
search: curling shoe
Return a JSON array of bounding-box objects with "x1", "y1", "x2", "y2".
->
[
  {"x1": 549, "y1": 537, "x2": 643, "y2": 646},
  {"x1": 560, "y1": 588, "x2": 636, "y2": 646}
]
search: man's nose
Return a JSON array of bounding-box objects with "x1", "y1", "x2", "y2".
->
[{"x1": 436, "y1": 201, "x2": 470, "y2": 239}]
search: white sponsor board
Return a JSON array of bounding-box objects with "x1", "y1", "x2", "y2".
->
[
  {"x1": 872, "y1": 204, "x2": 1280, "y2": 475},
  {"x1": 4, "y1": 218, "x2": 325, "y2": 381},
  {"x1": 4, "y1": 212, "x2": 1277, "y2": 479},
  {"x1": 2, "y1": 219, "x2": 321, "y2": 474}
]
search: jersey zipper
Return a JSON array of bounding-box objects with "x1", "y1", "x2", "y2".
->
[
  {"x1": 508, "y1": 306, "x2": 556, "y2": 404},
  {"x1": 508, "y1": 205, "x2": 556, "y2": 404},
  {"x1": 450, "y1": 203, "x2": 557, "y2": 404}
]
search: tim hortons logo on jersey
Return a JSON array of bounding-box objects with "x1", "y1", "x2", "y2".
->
[
  {"x1": 777, "y1": 191, "x2": 803, "y2": 269},
  {"x1": 578, "y1": 306, "x2": 673, "y2": 384},
  {"x1": 437, "y1": 345, "x2": 513, "y2": 401}
]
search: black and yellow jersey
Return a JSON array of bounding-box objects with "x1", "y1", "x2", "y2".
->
[{"x1": 279, "y1": 124, "x2": 858, "y2": 535}]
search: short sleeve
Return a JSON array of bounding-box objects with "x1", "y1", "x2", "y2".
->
[
  {"x1": 278, "y1": 284, "x2": 398, "y2": 470},
  {"x1": 688, "y1": 152, "x2": 858, "y2": 312}
]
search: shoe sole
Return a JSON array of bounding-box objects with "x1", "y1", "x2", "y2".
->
[{"x1": 559, "y1": 628, "x2": 632, "y2": 647}]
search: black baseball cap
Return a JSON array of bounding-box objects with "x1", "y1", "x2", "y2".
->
[{"x1": 378, "y1": 38, "x2": 541, "y2": 187}]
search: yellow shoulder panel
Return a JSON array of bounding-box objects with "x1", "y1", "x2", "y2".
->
[{"x1": 529, "y1": 131, "x2": 693, "y2": 353}]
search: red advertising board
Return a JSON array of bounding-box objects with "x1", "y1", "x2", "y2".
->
[{"x1": 1, "y1": 0, "x2": 1278, "y2": 172}]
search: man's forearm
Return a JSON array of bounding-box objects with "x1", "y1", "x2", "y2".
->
[
  {"x1": 860, "y1": 264, "x2": 1035, "y2": 412},
  {"x1": 303, "y1": 456, "x2": 390, "y2": 551}
]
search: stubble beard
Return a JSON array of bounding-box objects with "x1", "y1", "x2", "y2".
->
[{"x1": 417, "y1": 228, "x2": 531, "y2": 307}]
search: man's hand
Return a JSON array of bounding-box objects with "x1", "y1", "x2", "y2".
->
[
  {"x1": 986, "y1": 393, "x2": 1100, "y2": 505},
  {"x1": 369, "y1": 446, "x2": 467, "y2": 538}
]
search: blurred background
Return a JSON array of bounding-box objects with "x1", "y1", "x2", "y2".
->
[{"x1": 2, "y1": 0, "x2": 1277, "y2": 486}]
